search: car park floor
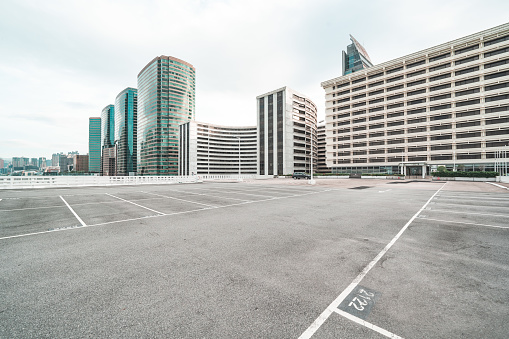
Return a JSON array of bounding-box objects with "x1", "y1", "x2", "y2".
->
[{"x1": 1, "y1": 179, "x2": 508, "y2": 338}]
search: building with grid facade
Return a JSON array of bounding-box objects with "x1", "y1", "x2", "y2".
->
[
  {"x1": 88, "y1": 117, "x2": 101, "y2": 173},
  {"x1": 316, "y1": 122, "x2": 329, "y2": 173},
  {"x1": 137, "y1": 55, "x2": 195, "y2": 176},
  {"x1": 257, "y1": 87, "x2": 318, "y2": 176},
  {"x1": 322, "y1": 23, "x2": 509, "y2": 177},
  {"x1": 178, "y1": 121, "x2": 257, "y2": 175}
]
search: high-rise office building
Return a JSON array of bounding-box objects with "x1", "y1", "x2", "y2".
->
[
  {"x1": 101, "y1": 105, "x2": 115, "y2": 149},
  {"x1": 101, "y1": 105, "x2": 115, "y2": 176},
  {"x1": 342, "y1": 35, "x2": 374, "y2": 76},
  {"x1": 323, "y1": 23, "x2": 509, "y2": 176},
  {"x1": 137, "y1": 55, "x2": 196, "y2": 175},
  {"x1": 257, "y1": 87, "x2": 318, "y2": 176},
  {"x1": 179, "y1": 121, "x2": 257, "y2": 175},
  {"x1": 317, "y1": 122, "x2": 329, "y2": 173},
  {"x1": 30, "y1": 158, "x2": 38, "y2": 167},
  {"x1": 89, "y1": 117, "x2": 101, "y2": 173},
  {"x1": 115, "y1": 88, "x2": 138, "y2": 176}
]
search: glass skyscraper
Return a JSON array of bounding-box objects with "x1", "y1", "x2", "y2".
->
[
  {"x1": 88, "y1": 117, "x2": 101, "y2": 173},
  {"x1": 114, "y1": 87, "x2": 138, "y2": 176},
  {"x1": 342, "y1": 35, "x2": 374, "y2": 75},
  {"x1": 137, "y1": 55, "x2": 195, "y2": 175},
  {"x1": 101, "y1": 104, "x2": 115, "y2": 148}
]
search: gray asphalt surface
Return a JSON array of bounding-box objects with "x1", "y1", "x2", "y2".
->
[{"x1": 0, "y1": 180, "x2": 508, "y2": 338}]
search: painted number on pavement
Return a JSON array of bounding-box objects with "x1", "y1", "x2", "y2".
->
[{"x1": 338, "y1": 285, "x2": 381, "y2": 320}]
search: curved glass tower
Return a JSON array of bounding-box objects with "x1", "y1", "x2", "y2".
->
[
  {"x1": 115, "y1": 87, "x2": 137, "y2": 176},
  {"x1": 101, "y1": 104, "x2": 115, "y2": 148},
  {"x1": 137, "y1": 55, "x2": 196, "y2": 175}
]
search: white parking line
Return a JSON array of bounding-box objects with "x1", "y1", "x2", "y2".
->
[
  {"x1": 60, "y1": 196, "x2": 86, "y2": 227},
  {"x1": 0, "y1": 189, "x2": 328, "y2": 241},
  {"x1": 487, "y1": 182, "x2": 509, "y2": 190},
  {"x1": 425, "y1": 209, "x2": 509, "y2": 218},
  {"x1": 171, "y1": 189, "x2": 252, "y2": 202},
  {"x1": 435, "y1": 196, "x2": 509, "y2": 201},
  {"x1": 105, "y1": 193, "x2": 165, "y2": 215},
  {"x1": 0, "y1": 205, "x2": 67, "y2": 212},
  {"x1": 141, "y1": 191, "x2": 218, "y2": 207},
  {"x1": 333, "y1": 309, "x2": 404, "y2": 339},
  {"x1": 298, "y1": 182, "x2": 446, "y2": 339},
  {"x1": 176, "y1": 187, "x2": 277, "y2": 198},
  {"x1": 418, "y1": 217, "x2": 509, "y2": 229}
]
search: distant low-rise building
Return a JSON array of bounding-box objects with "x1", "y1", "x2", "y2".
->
[
  {"x1": 73, "y1": 155, "x2": 89, "y2": 172},
  {"x1": 38, "y1": 157, "x2": 47, "y2": 169},
  {"x1": 101, "y1": 146, "x2": 116, "y2": 176},
  {"x1": 179, "y1": 121, "x2": 257, "y2": 176}
]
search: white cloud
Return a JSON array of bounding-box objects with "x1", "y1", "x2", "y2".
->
[{"x1": 0, "y1": 0, "x2": 508, "y2": 158}]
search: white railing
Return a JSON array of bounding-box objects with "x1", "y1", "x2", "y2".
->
[
  {"x1": 0, "y1": 176, "x2": 201, "y2": 189},
  {"x1": 198, "y1": 174, "x2": 257, "y2": 181}
]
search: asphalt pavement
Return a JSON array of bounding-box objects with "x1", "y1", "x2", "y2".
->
[{"x1": 1, "y1": 179, "x2": 508, "y2": 338}]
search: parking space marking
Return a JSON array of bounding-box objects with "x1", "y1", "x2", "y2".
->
[
  {"x1": 435, "y1": 196, "x2": 509, "y2": 201},
  {"x1": 333, "y1": 309, "x2": 404, "y2": 339},
  {"x1": 59, "y1": 196, "x2": 86, "y2": 227},
  {"x1": 418, "y1": 217, "x2": 509, "y2": 230},
  {"x1": 298, "y1": 182, "x2": 446, "y2": 339},
  {"x1": 0, "y1": 214, "x2": 162, "y2": 241},
  {"x1": 177, "y1": 187, "x2": 277, "y2": 198},
  {"x1": 0, "y1": 205, "x2": 67, "y2": 212},
  {"x1": 425, "y1": 209, "x2": 509, "y2": 218},
  {"x1": 170, "y1": 190, "x2": 251, "y2": 202},
  {"x1": 141, "y1": 191, "x2": 218, "y2": 208},
  {"x1": 0, "y1": 188, "x2": 328, "y2": 241},
  {"x1": 487, "y1": 182, "x2": 509, "y2": 190},
  {"x1": 105, "y1": 193, "x2": 165, "y2": 215}
]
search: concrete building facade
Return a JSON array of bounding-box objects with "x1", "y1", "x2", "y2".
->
[
  {"x1": 317, "y1": 122, "x2": 329, "y2": 173},
  {"x1": 179, "y1": 121, "x2": 257, "y2": 176},
  {"x1": 73, "y1": 155, "x2": 89, "y2": 172},
  {"x1": 257, "y1": 87, "x2": 318, "y2": 176},
  {"x1": 322, "y1": 23, "x2": 509, "y2": 176}
]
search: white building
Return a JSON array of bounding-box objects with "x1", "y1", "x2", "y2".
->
[
  {"x1": 317, "y1": 122, "x2": 329, "y2": 173},
  {"x1": 322, "y1": 23, "x2": 509, "y2": 177},
  {"x1": 257, "y1": 87, "x2": 318, "y2": 176},
  {"x1": 178, "y1": 121, "x2": 257, "y2": 175}
]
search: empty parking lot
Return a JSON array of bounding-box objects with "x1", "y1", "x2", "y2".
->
[{"x1": 1, "y1": 179, "x2": 508, "y2": 338}]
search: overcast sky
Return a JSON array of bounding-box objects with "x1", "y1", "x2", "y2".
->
[{"x1": 1, "y1": 0, "x2": 508, "y2": 159}]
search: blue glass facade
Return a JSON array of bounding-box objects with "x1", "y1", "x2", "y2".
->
[
  {"x1": 101, "y1": 104, "x2": 115, "y2": 148},
  {"x1": 342, "y1": 35, "x2": 374, "y2": 75},
  {"x1": 115, "y1": 88, "x2": 137, "y2": 176},
  {"x1": 137, "y1": 56, "x2": 195, "y2": 175},
  {"x1": 88, "y1": 117, "x2": 101, "y2": 173}
]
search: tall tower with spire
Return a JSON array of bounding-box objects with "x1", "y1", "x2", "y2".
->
[{"x1": 342, "y1": 35, "x2": 373, "y2": 75}]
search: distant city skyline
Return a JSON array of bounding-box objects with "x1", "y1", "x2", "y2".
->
[{"x1": 1, "y1": 0, "x2": 509, "y2": 158}]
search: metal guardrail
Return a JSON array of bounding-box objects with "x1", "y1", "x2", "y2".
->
[{"x1": 0, "y1": 176, "x2": 201, "y2": 189}]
